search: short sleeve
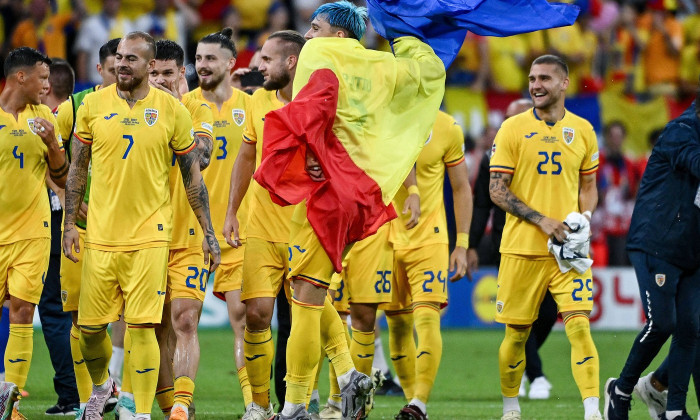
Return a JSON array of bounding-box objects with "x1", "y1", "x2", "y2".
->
[
  {"x1": 170, "y1": 102, "x2": 195, "y2": 155},
  {"x1": 55, "y1": 99, "x2": 74, "y2": 148},
  {"x1": 189, "y1": 99, "x2": 214, "y2": 140},
  {"x1": 490, "y1": 122, "x2": 517, "y2": 174},
  {"x1": 580, "y1": 126, "x2": 599, "y2": 175},
  {"x1": 242, "y1": 102, "x2": 257, "y2": 144},
  {"x1": 44, "y1": 110, "x2": 64, "y2": 151},
  {"x1": 73, "y1": 98, "x2": 92, "y2": 145},
  {"x1": 443, "y1": 119, "x2": 465, "y2": 167}
]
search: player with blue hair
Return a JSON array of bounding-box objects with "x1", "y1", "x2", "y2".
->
[{"x1": 306, "y1": 0, "x2": 368, "y2": 40}]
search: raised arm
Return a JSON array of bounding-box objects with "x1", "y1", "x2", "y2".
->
[
  {"x1": 177, "y1": 150, "x2": 220, "y2": 273},
  {"x1": 35, "y1": 117, "x2": 68, "y2": 188},
  {"x1": 223, "y1": 141, "x2": 256, "y2": 248},
  {"x1": 489, "y1": 171, "x2": 568, "y2": 242},
  {"x1": 447, "y1": 160, "x2": 473, "y2": 281},
  {"x1": 62, "y1": 136, "x2": 91, "y2": 262}
]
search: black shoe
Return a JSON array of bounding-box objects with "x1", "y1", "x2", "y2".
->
[
  {"x1": 660, "y1": 410, "x2": 692, "y2": 420},
  {"x1": 604, "y1": 378, "x2": 631, "y2": 420},
  {"x1": 375, "y1": 374, "x2": 404, "y2": 397},
  {"x1": 45, "y1": 402, "x2": 80, "y2": 416},
  {"x1": 395, "y1": 404, "x2": 427, "y2": 420}
]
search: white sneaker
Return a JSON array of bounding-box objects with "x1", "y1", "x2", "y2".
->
[
  {"x1": 633, "y1": 372, "x2": 667, "y2": 419},
  {"x1": 242, "y1": 402, "x2": 274, "y2": 420},
  {"x1": 502, "y1": 410, "x2": 521, "y2": 420},
  {"x1": 585, "y1": 412, "x2": 602, "y2": 420},
  {"x1": 518, "y1": 376, "x2": 527, "y2": 398},
  {"x1": 528, "y1": 376, "x2": 552, "y2": 400}
]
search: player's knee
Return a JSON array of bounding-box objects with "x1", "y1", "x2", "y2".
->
[
  {"x1": 563, "y1": 314, "x2": 590, "y2": 338},
  {"x1": 173, "y1": 307, "x2": 199, "y2": 336},
  {"x1": 245, "y1": 305, "x2": 272, "y2": 331},
  {"x1": 504, "y1": 324, "x2": 531, "y2": 344},
  {"x1": 349, "y1": 304, "x2": 378, "y2": 332},
  {"x1": 9, "y1": 299, "x2": 35, "y2": 324}
]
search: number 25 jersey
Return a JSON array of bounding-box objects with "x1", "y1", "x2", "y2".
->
[
  {"x1": 490, "y1": 109, "x2": 598, "y2": 256},
  {"x1": 74, "y1": 85, "x2": 195, "y2": 250}
]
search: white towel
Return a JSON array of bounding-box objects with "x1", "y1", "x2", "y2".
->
[{"x1": 547, "y1": 212, "x2": 593, "y2": 274}]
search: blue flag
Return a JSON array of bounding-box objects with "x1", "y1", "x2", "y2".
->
[{"x1": 367, "y1": 0, "x2": 581, "y2": 68}]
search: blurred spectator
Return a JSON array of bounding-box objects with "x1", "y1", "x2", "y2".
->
[
  {"x1": 546, "y1": 21, "x2": 597, "y2": 95},
  {"x1": 234, "y1": 0, "x2": 274, "y2": 33},
  {"x1": 487, "y1": 35, "x2": 528, "y2": 93},
  {"x1": 133, "y1": 0, "x2": 200, "y2": 54},
  {"x1": 74, "y1": 0, "x2": 133, "y2": 83},
  {"x1": 679, "y1": 0, "x2": 700, "y2": 97},
  {"x1": 638, "y1": 2, "x2": 683, "y2": 96},
  {"x1": 448, "y1": 32, "x2": 488, "y2": 90},
  {"x1": 593, "y1": 121, "x2": 641, "y2": 266},
  {"x1": 11, "y1": 0, "x2": 79, "y2": 61},
  {"x1": 292, "y1": 0, "x2": 322, "y2": 35},
  {"x1": 608, "y1": 2, "x2": 645, "y2": 94}
]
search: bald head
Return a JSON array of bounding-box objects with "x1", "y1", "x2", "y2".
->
[{"x1": 506, "y1": 98, "x2": 534, "y2": 119}]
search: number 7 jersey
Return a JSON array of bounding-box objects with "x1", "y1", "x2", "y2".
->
[
  {"x1": 490, "y1": 108, "x2": 599, "y2": 256},
  {"x1": 184, "y1": 87, "x2": 250, "y2": 243}
]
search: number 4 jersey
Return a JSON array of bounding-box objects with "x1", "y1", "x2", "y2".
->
[
  {"x1": 490, "y1": 108, "x2": 598, "y2": 256},
  {"x1": 74, "y1": 85, "x2": 195, "y2": 250}
]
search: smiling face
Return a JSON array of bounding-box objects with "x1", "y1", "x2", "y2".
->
[
  {"x1": 195, "y1": 42, "x2": 234, "y2": 91},
  {"x1": 150, "y1": 59, "x2": 182, "y2": 91},
  {"x1": 528, "y1": 63, "x2": 568, "y2": 112},
  {"x1": 304, "y1": 16, "x2": 346, "y2": 40},
  {"x1": 114, "y1": 38, "x2": 154, "y2": 92}
]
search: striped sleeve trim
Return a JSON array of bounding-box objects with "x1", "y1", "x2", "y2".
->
[
  {"x1": 490, "y1": 165, "x2": 514, "y2": 174},
  {"x1": 194, "y1": 130, "x2": 213, "y2": 139},
  {"x1": 74, "y1": 133, "x2": 92, "y2": 145},
  {"x1": 173, "y1": 140, "x2": 196, "y2": 155},
  {"x1": 580, "y1": 164, "x2": 599, "y2": 175},
  {"x1": 242, "y1": 134, "x2": 256, "y2": 144},
  {"x1": 445, "y1": 155, "x2": 465, "y2": 167}
]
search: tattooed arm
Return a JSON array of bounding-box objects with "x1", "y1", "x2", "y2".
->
[
  {"x1": 62, "y1": 136, "x2": 91, "y2": 262},
  {"x1": 195, "y1": 134, "x2": 213, "y2": 170},
  {"x1": 489, "y1": 171, "x2": 568, "y2": 242},
  {"x1": 177, "y1": 150, "x2": 221, "y2": 273}
]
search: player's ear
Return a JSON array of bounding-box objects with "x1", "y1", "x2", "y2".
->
[
  {"x1": 147, "y1": 59, "x2": 156, "y2": 72},
  {"x1": 228, "y1": 57, "x2": 236, "y2": 72},
  {"x1": 287, "y1": 54, "x2": 298, "y2": 70},
  {"x1": 96, "y1": 63, "x2": 103, "y2": 75},
  {"x1": 561, "y1": 76, "x2": 570, "y2": 90}
]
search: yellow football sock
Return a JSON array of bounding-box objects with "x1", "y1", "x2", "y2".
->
[
  {"x1": 5, "y1": 324, "x2": 33, "y2": 390},
  {"x1": 238, "y1": 366, "x2": 253, "y2": 407},
  {"x1": 155, "y1": 386, "x2": 174, "y2": 415},
  {"x1": 564, "y1": 313, "x2": 600, "y2": 400},
  {"x1": 174, "y1": 376, "x2": 195, "y2": 408},
  {"x1": 127, "y1": 325, "x2": 160, "y2": 414},
  {"x1": 285, "y1": 298, "x2": 323, "y2": 404},
  {"x1": 350, "y1": 328, "x2": 374, "y2": 377},
  {"x1": 328, "y1": 315, "x2": 350, "y2": 404},
  {"x1": 121, "y1": 327, "x2": 132, "y2": 394},
  {"x1": 387, "y1": 310, "x2": 416, "y2": 400},
  {"x1": 79, "y1": 325, "x2": 112, "y2": 386},
  {"x1": 244, "y1": 327, "x2": 274, "y2": 408},
  {"x1": 70, "y1": 325, "x2": 92, "y2": 403},
  {"x1": 307, "y1": 345, "x2": 323, "y2": 405},
  {"x1": 413, "y1": 304, "x2": 442, "y2": 403},
  {"x1": 321, "y1": 298, "x2": 354, "y2": 378},
  {"x1": 499, "y1": 324, "x2": 531, "y2": 397}
]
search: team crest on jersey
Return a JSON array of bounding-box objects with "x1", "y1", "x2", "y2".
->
[
  {"x1": 232, "y1": 109, "x2": 245, "y2": 126},
  {"x1": 27, "y1": 119, "x2": 37, "y2": 134},
  {"x1": 496, "y1": 300, "x2": 504, "y2": 313},
  {"x1": 61, "y1": 290, "x2": 68, "y2": 303},
  {"x1": 563, "y1": 127, "x2": 575, "y2": 145},
  {"x1": 144, "y1": 108, "x2": 159, "y2": 126},
  {"x1": 655, "y1": 273, "x2": 666, "y2": 287}
]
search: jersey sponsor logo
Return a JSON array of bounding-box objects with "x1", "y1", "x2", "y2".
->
[
  {"x1": 591, "y1": 151, "x2": 599, "y2": 162},
  {"x1": 157, "y1": 290, "x2": 166, "y2": 296},
  {"x1": 144, "y1": 108, "x2": 159, "y2": 126},
  {"x1": 201, "y1": 122, "x2": 213, "y2": 133},
  {"x1": 27, "y1": 118, "x2": 37, "y2": 134},
  {"x1": 524, "y1": 132, "x2": 537, "y2": 139},
  {"x1": 232, "y1": 109, "x2": 245, "y2": 126},
  {"x1": 563, "y1": 127, "x2": 575, "y2": 145},
  {"x1": 104, "y1": 113, "x2": 118, "y2": 120},
  {"x1": 655, "y1": 273, "x2": 666, "y2": 287},
  {"x1": 0, "y1": 125, "x2": 6, "y2": 130},
  {"x1": 540, "y1": 135, "x2": 558, "y2": 144}
]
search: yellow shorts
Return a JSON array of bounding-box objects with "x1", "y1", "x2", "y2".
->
[
  {"x1": 333, "y1": 224, "x2": 393, "y2": 307},
  {"x1": 495, "y1": 254, "x2": 594, "y2": 325},
  {"x1": 329, "y1": 273, "x2": 349, "y2": 313},
  {"x1": 168, "y1": 247, "x2": 207, "y2": 302},
  {"x1": 288, "y1": 205, "x2": 335, "y2": 289},
  {"x1": 78, "y1": 246, "x2": 168, "y2": 326},
  {"x1": 382, "y1": 243, "x2": 449, "y2": 311},
  {"x1": 60, "y1": 228, "x2": 85, "y2": 311},
  {"x1": 0, "y1": 238, "x2": 50, "y2": 305},
  {"x1": 240, "y1": 237, "x2": 290, "y2": 301},
  {"x1": 213, "y1": 242, "x2": 245, "y2": 300}
]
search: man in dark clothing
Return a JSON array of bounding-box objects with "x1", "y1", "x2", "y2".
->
[{"x1": 605, "y1": 97, "x2": 700, "y2": 420}]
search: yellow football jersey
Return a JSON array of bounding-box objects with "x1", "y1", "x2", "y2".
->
[
  {"x1": 0, "y1": 104, "x2": 61, "y2": 244},
  {"x1": 169, "y1": 95, "x2": 214, "y2": 249},
  {"x1": 243, "y1": 88, "x2": 295, "y2": 243},
  {"x1": 390, "y1": 111, "x2": 465, "y2": 250},
  {"x1": 74, "y1": 85, "x2": 195, "y2": 250},
  {"x1": 185, "y1": 87, "x2": 250, "y2": 242},
  {"x1": 490, "y1": 108, "x2": 599, "y2": 256}
]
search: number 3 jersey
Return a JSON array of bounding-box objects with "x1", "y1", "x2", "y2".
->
[
  {"x1": 184, "y1": 87, "x2": 250, "y2": 243},
  {"x1": 74, "y1": 85, "x2": 195, "y2": 250},
  {"x1": 0, "y1": 104, "x2": 61, "y2": 244},
  {"x1": 490, "y1": 108, "x2": 598, "y2": 256}
]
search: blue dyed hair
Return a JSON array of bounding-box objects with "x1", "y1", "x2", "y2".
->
[{"x1": 311, "y1": 1, "x2": 368, "y2": 40}]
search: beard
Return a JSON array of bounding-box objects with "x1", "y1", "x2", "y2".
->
[
  {"x1": 263, "y1": 71, "x2": 290, "y2": 91},
  {"x1": 117, "y1": 72, "x2": 143, "y2": 92},
  {"x1": 199, "y1": 71, "x2": 225, "y2": 91}
]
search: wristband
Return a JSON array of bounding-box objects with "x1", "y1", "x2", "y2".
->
[
  {"x1": 582, "y1": 210, "x2": 592, "y2": 220},
  {"x1": 456, "y1": 232, "x2": 469, "y2": 249},
  {"x1": 407, "y1": 185, "x2": 420, "y2": 196}
]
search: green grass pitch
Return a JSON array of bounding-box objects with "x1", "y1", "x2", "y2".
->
[{"x1": 17, "y1": 328, "x2": 692, "y2": 419}]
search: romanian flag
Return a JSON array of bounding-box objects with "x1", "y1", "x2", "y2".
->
[
  {"x1": 254, "y1": 36, "x2": 445, "y2": 271},
  {"x1": 367, "y1": 0, "x2": 581, "y2": 67}
]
